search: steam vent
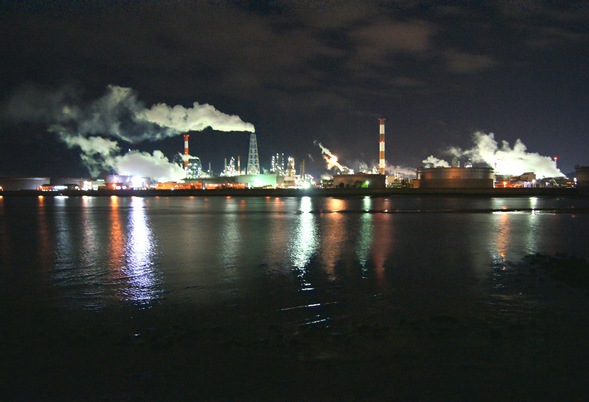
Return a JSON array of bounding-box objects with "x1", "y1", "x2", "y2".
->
[{"x1": 414, "y1": 167, "x2": 495, "y2": 189}]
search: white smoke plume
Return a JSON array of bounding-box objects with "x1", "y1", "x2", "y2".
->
[
  {"x1": 386, "y1": 164, "x2": 417, "y2": 178},
  {"x1": 352, "y1": 159, "x2": 417, "y2": 178},
  {"x1": 114, "y1": 150, "x2": 186, "y2": 182},
  {"x1": 422, "y1": 155, "x2": 450, "y2": 168},
  {"x1": 53, "y1": 133, "x2": 120, "y2": 177},
  {"x1": 314, "y1": 141, "x2": 354, "y2": 174},
  {"x1": 448, "y1": 132, "x2": 563, "y2": 178},
  {"x1": 3, "y1": 84, "x2": 255, "y2": 178},
  {"x1": 138, "y1": 103, "x2": 255, "y2": 133}
]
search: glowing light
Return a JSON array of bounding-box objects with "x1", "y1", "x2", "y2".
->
[
  {"x1": 131, "y1": 176, "x2": 144, "y2": 189},
  {"x1": 299, "y1": 196, "x2": 313, "y2": 213}
]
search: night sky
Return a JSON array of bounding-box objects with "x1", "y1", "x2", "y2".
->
[{"x1": 1, "y1": 1, "x2": 588, "y2": 179}]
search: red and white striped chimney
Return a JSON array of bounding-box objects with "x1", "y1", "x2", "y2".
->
[
  {"x1": 183, "y1": 134, "x2": 190, "y2": 169},
  {"x1": 379, "y1": 118, "x2": 385, "y2": 175}
]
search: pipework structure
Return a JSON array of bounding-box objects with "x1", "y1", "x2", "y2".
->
[{"x1": 379, "y1": 118, "x2": 386, "y2": 175}]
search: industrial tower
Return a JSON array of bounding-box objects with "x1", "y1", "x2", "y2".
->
[
  {"x1": 247, "y1": 133, "x2": 260, "y2": 175},
  {"x1": 379, "y1": 118, "x2": 386, "y2": 175},
  {"x1": 183, "y1": 134, "x2": 190, "y2": 169}
]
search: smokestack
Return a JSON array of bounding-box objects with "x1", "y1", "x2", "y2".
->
[
  {"x1": 554, "y1": 155, "x2": 558, "y2": 170},
  {"x1": 183, "y1": 134, "x2": 190, "y2": 169},
  {"x1": 238, "y1": 155, "x2": 241, "y2": 174},
  {"x1": 379, "y1": 118, "x2": 385, "y2": 175}
]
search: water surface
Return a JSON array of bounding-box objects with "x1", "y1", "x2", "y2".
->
[{"x1": 1, "y1": 195, "x2": 588, "y2": 400}]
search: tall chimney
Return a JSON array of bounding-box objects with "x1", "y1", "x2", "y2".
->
[
  {"x1": 237, "y1": 155, "x2": 241, "y2": 174},
  {"x1": 379, "y1": 118, "x2": 386, "y2": 175},
  {"x1": 183, "y1": 134, "x2": 190, "y2": 169}
]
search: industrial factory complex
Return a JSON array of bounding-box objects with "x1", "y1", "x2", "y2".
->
[{"x1": 0, "y1": 118, "x2": 586, "y2": 196}]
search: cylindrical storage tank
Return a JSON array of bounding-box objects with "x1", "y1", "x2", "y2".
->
[
  {"x1": 415, "y1": 167, "x2": 494, "y2": 188},
  {"x1": 0, "y1": 177, "x2": 51, "y2": 190},
  {"x1": 576, "y1": 166, "x2": 589, "y2": 188}
]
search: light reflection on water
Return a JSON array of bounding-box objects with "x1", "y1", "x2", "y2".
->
[
  {"x1": 48, "y1": 196, "x2": 162, "y2": 310},
  {"x1": 122, "y1": 197, "x2": 160, "y2": 306},
  {"x1": 1, "y1": 195, "x2": 589, "y2": 316},
  {"x1": 219, "y1": 198, "x2": 241, "y2": 282},
  {"x1": 356, "y1": 213, "x2": 373, "y2": 276},
  {"x1": 289, "y1": 196, "x2": 317, "y2": 291}
]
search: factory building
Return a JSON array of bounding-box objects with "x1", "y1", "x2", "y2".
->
[
  {"x1": 105, "y1": 175, "x2": 153, "y2": 189},
  {"x1": 414, "y1": 167, "x2": 495, "y2": 189},
  {"x1": 333, "y1": 173, "x2": 386, "y2": 189},
  {"x1": 178, "y1": 173, "x2": 283, "y2": 190},
  {"x1": 0, "y1": 177, "x2": 51, "y2": 191}
]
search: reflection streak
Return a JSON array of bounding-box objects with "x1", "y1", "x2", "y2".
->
[
  {"x1": 123, "y1": 197, "x2": 160, "y2": 306},
  {"x1": 220, "y1": 198, "x2": 241, "y2": 281},
  {"x1": 371, "y1": 213, "x2": 391, "y2": 285},
  {"x1": 357, "y1": 213, "x2": 373, "y2": 277},
  {"x1": 290, "y1": 197, "x2": 317, "y2": 291}
]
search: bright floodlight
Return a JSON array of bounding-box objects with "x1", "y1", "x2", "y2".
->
[{"x1": 131, "y1": 176, "x2": 144, "y2": 189}]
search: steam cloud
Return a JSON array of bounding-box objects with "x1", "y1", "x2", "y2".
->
[
  {"x1": 314, "y1": 141, "x2": 354, "y2": 174},
  {"x1": 138, "y1": 103, "x2": 255, "y2": 133},
  {"x1": 425, "y1": 132, "x2": 563, "y2": 178},
  {"x1": 352, "y1": 160, "x2": 416, "y2": 177},
  {"x1": 385, "y1": 164, "x2": 417, "y2": 178},
  {"x1": 3, "y1": 84, "x2": 255, "y2": 179},
  {"x1": 422, "y1": 155, "x2": 450, "y2": 168}
]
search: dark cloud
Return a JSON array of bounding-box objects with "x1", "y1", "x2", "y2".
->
[
  {"x1": 1, "y1": 0, "x2": 588, "y2": 177},
  {"x1": 443, "y1": 49, "x2": 498, "y2": 74}
]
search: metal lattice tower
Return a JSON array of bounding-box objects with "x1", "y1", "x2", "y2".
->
[{"x1": 247, "y1": 133, "x2": 260, "y2": 175}]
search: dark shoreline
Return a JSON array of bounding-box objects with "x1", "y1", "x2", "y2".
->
[{"x1": 0, "y1": 186, "x2": 584, "y2": 198}]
